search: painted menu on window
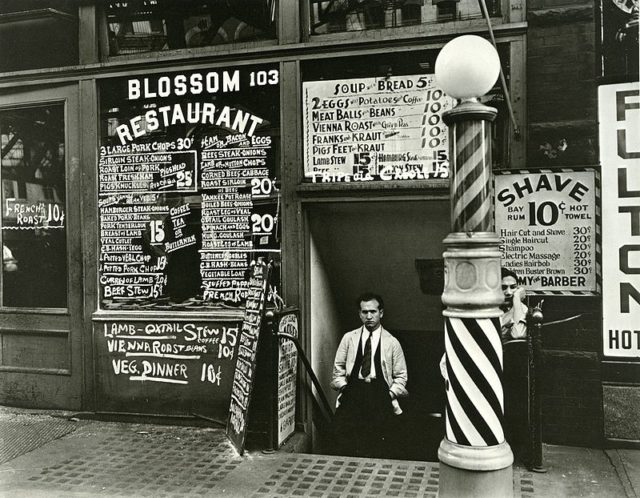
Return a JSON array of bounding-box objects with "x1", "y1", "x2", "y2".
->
[
  {"x1": 98, "y1": 65, "x2": 280, "y2": 309},
  {"x1": 302, "y1": 74, "x2": 453, "y2": 182},
  {"x1": 93, "y1": 316, "x2": 244, "y2": 419}
]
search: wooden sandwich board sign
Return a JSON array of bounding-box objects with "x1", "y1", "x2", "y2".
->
[{"x1": 226, "y1": 260, "x2": 270, "y2": 454}]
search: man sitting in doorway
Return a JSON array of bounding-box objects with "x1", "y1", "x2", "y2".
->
[
  {"x1": 439, "y1": 266, "x2": 529, "y2": 377},
  {"x1": 500, "y1": 267, "x2": 528, "y2": 343},
  {"x1": 501, "y1": 267, "x2": 530, "y2": 461},
  {"x1": 330, "y1": 292, "x2": 408, "y2": 458}
]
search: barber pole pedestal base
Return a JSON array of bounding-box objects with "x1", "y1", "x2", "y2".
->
[{"x1": 439, "y1": 439, "x2": 513, "y2": 497}]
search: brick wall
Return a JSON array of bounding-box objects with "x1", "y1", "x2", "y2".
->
[
  {"x1": 527, "y1": 0, "x2": 598, "y2": 167},
  {"x1": 526, "y1": 0, "x2": 603, "y2": 446}
]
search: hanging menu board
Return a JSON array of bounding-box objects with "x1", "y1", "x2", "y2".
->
[
  {"x1": 98, "y1": 65, "x2": 280, "y2": 309},
  {"x1": 93, "y1": 317, "x2": 241, "y2": 419},
  {"x1": 302, "y1": 74, "x2": 454, "y2": 182},
  {"x1": 495, "y1": 169, "x2": 599, "y2": 294},
  {"x1": 226, "y1": 261, "x2": 270, "y2": 454}
]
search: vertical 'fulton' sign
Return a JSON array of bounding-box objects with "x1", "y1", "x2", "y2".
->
[{"x1": 599, "y1": 83, "x2": 640, "y2": 358}]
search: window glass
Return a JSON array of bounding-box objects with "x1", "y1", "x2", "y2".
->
[
  {"x1": 1, "y1": 104, "x2": 68, "y2": 308},
  {"x1": 106, "y1": 0, "x2": 277, "y2": 56},
  {"x1": 309, "y1": 0, "x2": 501, "y2": 35},
  {"x1": 301, "y1": 49, "x2": 509, "y2": 184},
  {"x1": 599, "y1": 0, "x2": 639, "y2": 78},
  {"x1": 98, "y1": 64, "x2": 280, "y2": 310},
  {"x1": 0, "y1": 1, "x2": 78, "y2": 72}
]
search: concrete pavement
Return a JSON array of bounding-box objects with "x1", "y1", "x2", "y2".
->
[{"x1": 0, "y1": 406, "x2": 637, "y2": 497}]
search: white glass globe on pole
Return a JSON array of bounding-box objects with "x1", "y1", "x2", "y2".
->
[{"x1": 435, "y1": 35, "x2": 501, "y2": 100}]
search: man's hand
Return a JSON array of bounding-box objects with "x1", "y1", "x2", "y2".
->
[
  {"x1": 514, "y1": 286, "x2": 526, "y2": 303},
  {"x1": 389, "y1": 391, "x2": 396, "y2": 400}
]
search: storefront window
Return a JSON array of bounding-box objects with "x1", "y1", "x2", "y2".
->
[
  {"x1": 309, "y1": 0, "x2": 501, "y2": 35},
  {"x1": 0, "y1": 1, "x2": 78, "y2": 72},
  {"x1": 301, "y1": 49, "x2": 509, "y2": 183},
  {"x1": 105, "y1": 0, "x2": 277, "y2": 56},
  {"x1": 98, "y1": 64, "x2": 280, "y2": 310},
  {"x1": 599, "y1": 0, "x2": 639, "y2": 78},
  {"x1": 0, "y1": 104, "x2": 68, "y2": 308}
]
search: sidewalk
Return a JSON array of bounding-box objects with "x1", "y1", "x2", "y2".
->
[{"x1": 0, "y1": 406, "x2": 637, "y2": 497}]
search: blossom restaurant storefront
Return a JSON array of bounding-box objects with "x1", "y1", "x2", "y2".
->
[{"x1": 7, "y1": 0, "x2": 627, "y2": 460}]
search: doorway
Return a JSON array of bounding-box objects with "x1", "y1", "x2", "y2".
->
[
  {"x1": 307, "y1": 199, "x2": 449, "y2": 460},
  {"x1": 0, "y1": 85, "x2": 83, "y2": 409}
]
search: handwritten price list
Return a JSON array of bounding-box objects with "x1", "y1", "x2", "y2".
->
[
  {"x1": 3, "y1": 199, "x2": 65, "y2": 229},
  {"x1": 277, "y1": 312, "x2": 298, "y2": 446},
  {"x1": 99, "y1": 144, "x2": 197, "y2": 194},
  {"x1": 100, "y1": 201, "x2": 169, "y2": 300},
  {"x1": 303, "y1": 75, "x2": 453, "y2": 183},
  {"x1": 94, "y1": 319, "x2": 242, "y2": 417},
  {"x1": 199, "y1": 135, "x2": 277, "y2": 305},
  {"x1": 100, "y1": 320, "x2": 238, "y2": 385},
  {"x1": 98, "y1": 133, "x2": 278, "y2": 307},
  {"x1": 227, "y1": 263, "x2": 268, "y2": 454}
]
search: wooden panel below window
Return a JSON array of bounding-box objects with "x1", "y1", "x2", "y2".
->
[{"x1": 0, "y1": 330, "x2": 69, "y2": 373}]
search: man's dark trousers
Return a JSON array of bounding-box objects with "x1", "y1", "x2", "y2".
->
[{"x1": 332, "y1": 337, "x2": 395, "y2": 458}]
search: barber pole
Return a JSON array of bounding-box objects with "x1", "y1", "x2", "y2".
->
[
  {"x1": 434, "y1": 34, "x2": 512, "y2": 497},
  {"x1": 442, "y1": 104, "x2": 505, "y2": 447},
  {"x1": 439, "y1": 101, "x2": 513, "y2": 497},
  {"x1": 444, "y1": 315, "x2": 504, "y2": 446},
  {"x1": 450, "y1": 118, "x2": 494, "y2": 232}
]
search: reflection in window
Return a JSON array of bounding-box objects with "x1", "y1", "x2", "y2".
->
[
  {"x1": 309, "y1": 0, "x2": 501, "y2": 34},
  {"x1": 599, "y1": 0, "x2": 639, "y2": 77},
  {"x1": 106, "y1": 0, "x2": 277, "y2": 56},
  {"x1": 1, "y1": 105, "x2": 68, "y2": 308}
]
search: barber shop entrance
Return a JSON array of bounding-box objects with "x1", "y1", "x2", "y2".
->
[{"x1": 306, "y1": 198, "x2": 449, "y2": 460}]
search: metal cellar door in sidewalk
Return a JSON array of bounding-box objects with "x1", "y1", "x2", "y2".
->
[{"x1": 0, "y1": 84, "x2": 83, "y2": 410}]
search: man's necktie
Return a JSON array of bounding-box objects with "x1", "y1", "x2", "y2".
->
[{"x1": 361, "y1": 331, "x2": 371, "y2": 377}]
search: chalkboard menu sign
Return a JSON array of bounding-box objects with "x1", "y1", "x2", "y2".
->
[
  {"x1": 276, "y1": 309, "x2": 299, "y2": 447},
  {"x1": 98, "y1": 64, "x2": 280, "y2": 310},
  {"x1": 226, "y1": 261, "x2": 270, "y2": 454},
  {"x1": 93, "y1": 316, "x2": 241, "y2": 419}
]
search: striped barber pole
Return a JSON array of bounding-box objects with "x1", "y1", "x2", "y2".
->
[
  {"x1": 449, "y1": 119, "x2": 494, "y2": 233},
  {"x1": 438, "y1": 94, "x2": 513, "y2": 494},
  {"x1": 444, "y1": 316, "x2": 505, "y2": 446}
]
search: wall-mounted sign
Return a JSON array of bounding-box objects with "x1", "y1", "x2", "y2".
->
[
  {"x1": 495, "y1": 169, "x2": 598, "y2": 294},
  {"x1": 599, "y1": 82, "x2": 640, "y2": 358},
  {"x1": 302, "y1": 75, "x2": 453, "y2": 183}
]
